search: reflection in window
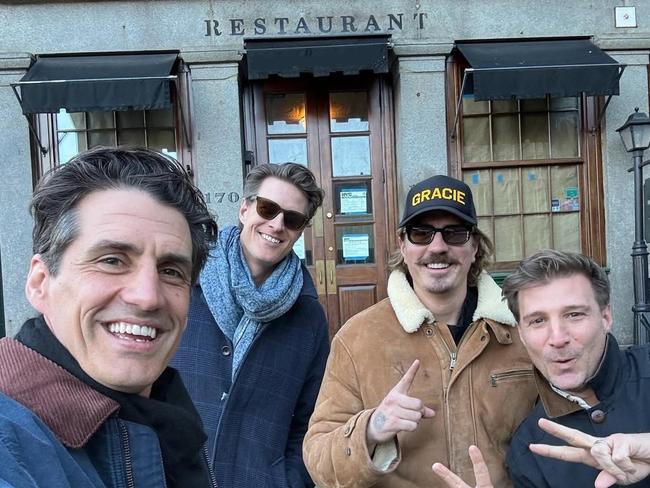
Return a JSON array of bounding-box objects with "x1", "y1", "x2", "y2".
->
[
  {"x1": 335, "y1": 225, "x2": 375, "y2": 264},
  {"x1": 265, "y1": 93, "x2": 306, "y2": 135},
  {"x1": 333, "y1": 180, "x2": 372, "y2": 216},
  {"x1": 55, "y1": 108, "x2": 177, "y2": 164},
  {"x1": 330, "y1": 92, "x2": 369, "y2": 132},
  {"x1": 268, "y1": 138, "x2": 308, "y2": 165}
]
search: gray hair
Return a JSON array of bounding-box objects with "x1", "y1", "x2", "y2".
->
[
  {"x1": 243, "y1": 163, "x2": 324, "y2": 219},
  {"x1": 502, "y1": 249, "x2": 610, "y2": 321},
  {"x1": 30, "y1": 146, "x2": 218, "y2": 283}
]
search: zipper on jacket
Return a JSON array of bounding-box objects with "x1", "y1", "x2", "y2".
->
[
  {"x1": 449, "y1": 352, "x2": 457, "y2": 371},
  {"x1": 204, "y1": 444, "x2": 219, "y2": 488},
  {"x1": 490, "y1": 369, "x2": 533, "y2": 386},
  {"x1": 117, "y1": 419, "x2": 136, "y2": 488}
]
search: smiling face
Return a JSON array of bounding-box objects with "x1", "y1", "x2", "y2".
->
[
  {"x1": 399, "y1": 211, "x2": 478, "y2": 301},
  {"x1": 25, "y1": 188, "x2": 193, "y2": 396},
  {"x1": 517, "y1": 274, "x2": 612, "y2": 398},
  {"x1": 239, "y1": 176, "x2": 309, "y2": 284}
]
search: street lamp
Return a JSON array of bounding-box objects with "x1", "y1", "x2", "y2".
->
[{"x1": 617, "y1": 108, "x2": 650, "y2": 345}]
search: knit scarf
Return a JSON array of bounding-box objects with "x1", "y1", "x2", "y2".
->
[{"x1": 200, "y1": 225, "x2": 303, "y2": 376}]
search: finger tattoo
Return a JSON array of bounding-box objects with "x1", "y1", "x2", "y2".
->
[{"x1": 374, "y1": 412, "x2": 386, "y2": 430}]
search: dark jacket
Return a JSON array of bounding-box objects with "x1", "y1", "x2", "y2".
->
[
  {"x1": 0, "y1": 337, "x2": 172, "y2": 487},
  {"x1": 507, "y1": 334, "x2": 650, "y2": 487},
  {"x1": 171, "y1": 267, "x2": 330, "y2": 488}
]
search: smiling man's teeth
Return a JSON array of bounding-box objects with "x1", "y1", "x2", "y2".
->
[
  {"x1": 427, "y1": 263, "x2": 450, "y2": 269},
  {"x1": 108, "y1": 322, "x2": 157, "y2": 339},
  {"x1": 261, "y1": 233, "x2": 280, "y2": 244}
]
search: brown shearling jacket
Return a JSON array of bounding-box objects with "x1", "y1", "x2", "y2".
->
[{"x1": 303, "y1": 270, "x2": 538, "y2": 488}]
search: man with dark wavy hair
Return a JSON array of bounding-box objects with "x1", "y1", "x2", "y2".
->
[
  {"x1": 0, "y1": 147, "x2": 218, "y2": 487},
  {"x1": 304, "y1": 175, "x2": 537, "y2": 487}
]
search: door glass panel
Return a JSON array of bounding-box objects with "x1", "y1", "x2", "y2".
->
[
  {"x1": 293, "y1": 232, "x2": 313, "y2": 266},
  {"x1": 333, "y1": 180, "x2": 372, "y2": 218},
  {"x1": 335, "y1": 225, "x2": 375, "y2": 264},
  {"x1": 268, "y1": 138, "x2": 307, "y2": 165},
  {"x1": 492, "y1": 168, "x2": 520, "y2": 215},
  {"x1": 331, "y1": 136, "x2": 370, "y2": 176},
  {"x1": 330, "y1": 92, "x2": 369, "y2": 132},
  {"x1": 265, "y1": 93, "x2": 306, "y2": 135},
  {"x1": 57, "y1": 110, "x2": 85, "y2": 130},
  {"x1": 464, "y1": 170, "x2": 493, "y2": 215},
  {"x1": 522, "y1": 166, "x2": 549, "y2": 213},
  {"x1": 462, "y1": 116, "x2": 490, "y2": 162},
  {"x1": 87, "y1": 112, "x2": 114, "y2": 129},
  {"x1": 88, "y1": 131, "x2": 116, "y2": 148},
  {"x1": 494, "y1": 216, "x2": 522, "y2": 261},
  {"x1": 58, "y1": 132, "x2": 87, "y2": 163}
]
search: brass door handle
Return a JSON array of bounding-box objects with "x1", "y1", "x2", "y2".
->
[
  {"x1": 315, "y1": 260, "x2": 326, "y2": 295},
  {"x1": 326, "y1": 259, "x2": 337, "y2": 295}
]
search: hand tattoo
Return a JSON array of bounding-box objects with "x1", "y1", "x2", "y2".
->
[{"x1": 373, "y1": 411, "x2": 386, "y2": 430}]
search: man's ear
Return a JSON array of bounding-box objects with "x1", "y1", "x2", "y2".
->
[
  {"x1": 239, "y1": 198, "x2": 250, "y2": 226},
  {"x1": 25, "y1": 254, "x2": 50, "y2": 313},
  {"x1": 602, "y1": 304, "x2": 613, "y2": 333}
]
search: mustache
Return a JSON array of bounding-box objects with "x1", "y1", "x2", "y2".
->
[
  {"x1": 416, "y1": 253, "x2": 459, "y2": 266},
  {"x1": 544, "y1": 348, "x2": 581, "y2": 362}
]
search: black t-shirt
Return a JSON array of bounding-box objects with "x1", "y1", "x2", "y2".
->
[{"x1": 447, "y1": 286, "x2": 478, "y2": 344}]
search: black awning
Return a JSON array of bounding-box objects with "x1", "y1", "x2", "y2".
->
[
  {"x1": 16, "y1": 53, "x2": 178, "y2": 114},
  {"x1": 456, "y1": 40, "x2": 623, "y2": 100},
  {"x1": 244, "y1": 35, "x2": 390, "y2": 80}
]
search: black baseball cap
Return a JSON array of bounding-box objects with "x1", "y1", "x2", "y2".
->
[{"x1": 399, "y1": 175, "x2": 477, "y2": 227}]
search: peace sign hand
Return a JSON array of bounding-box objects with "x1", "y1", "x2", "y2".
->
[
  {"x1": 366, "y1": 359, "x2": 436, "y2": 447},
  {"x1": 432, "y1": 445, "x2": 495, "y2": 488}
]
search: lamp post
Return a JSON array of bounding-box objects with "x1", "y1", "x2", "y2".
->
[{"x1": 617, "y1": 108, "x2": 650, "y2": 345}]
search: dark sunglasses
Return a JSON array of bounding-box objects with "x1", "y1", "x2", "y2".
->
[
  {"x1": 253, "y1": 196, "x2": 310, "y2": 231},
  {"x1": 404, "y1": 225, "x2": 472, "y2": 246}
]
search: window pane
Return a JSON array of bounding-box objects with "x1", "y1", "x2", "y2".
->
[
  {"x1": 550, "y1": 97, "x2": 578, "y2": 110},
  {"x1": 462, "y1": 116, "x2": 490, "y2": 162},
  {"x1": 522, "y1": 166, "x2": 549, "y2": 213},
  {"x1": 265, "y1": 93, "x2": 306, "y2": 135},
  {"x1": 336, "y1": 225, "x2": 375, "y2": 264},
  {"x1": 87, "y1": 112, "x2": 114, "y2": 129},
  {"x1": 334, "y1": 180, "x2": 372, "y2": 217},
  {"x1": 524, "y1": 214, "x2": 551, "y2": 256},
  {"x1": 462, "y1": 97, "x2": 489, "y2": 115},
  {"x1": 477, "y1": 216, "x2": 494, "y2": 245},
  {"x1": 464, "y1": 170, "x2": 493, "y2": 215},
  {"x1": 57, "y1": 110, "x2": 85, "y2": 130},
  {"x1": 493, "y1": 169, "x2": 520, "y2": 215},
  {"x1": 493, "y1": 114, "x2": 519, "y2": 161},
  {"x1": 118, "y1": 129, "x2": 146, "y2": 146},
  {"x1": 293, "y1": 233, "x2": 313, "y2": 266},
  {"x1": 88, "y1": 131, "x2": 115, "y2": 148},
  {"x1": 148, "y1": 129, "x2": 176, "y2": 153},
  {"x1": 521, "y1": 99, "x2": 547, "y2": 112},
  {"x1": 550, "y1": 111, "x2": 579, "y2": 158},
  {"x1": 331, "y1": 136, "x2": 370, "y2": 177},
  {"x1": 117, "y1": 111, "x2": 144, "y2": 129},
  {"x1": 522, "y1": 112, "x2": 549, "y2": 159},
  {"x1": 58, "y1": 131, "x2": 87, "y2": 163},
  {"x1": 494, "y1": 216, "x2": 522, "y2": 261},
  {"x1": 147, "y1": 109, "x2": 174, "y2": 127},
  {"x1": 330, "y1": 92, "x2": 369, "y2": 132},
  {"x1": 493, "y1": 100, "x2": 517, "y2": 113},
  {"x1": 553, "y1": 212, "x2": 581, "y2": 252},
  {"x1": 268, "y1": 138, "x2": 307, "y2": 165},
  {"x1": 550, "y1": 165, "x2": 580, "y2": 212}
]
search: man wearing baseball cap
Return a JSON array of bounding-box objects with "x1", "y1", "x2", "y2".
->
[{"x1": 304, "y1": 175, "x2": 538, "y2": 487}]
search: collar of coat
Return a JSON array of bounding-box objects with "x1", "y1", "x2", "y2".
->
[
  {"x1": 387, "y1": 269, "x2": 517, "y2": 333},
  {"x1": 0, "y1": 337, "x2": 119, "y2": 448}
]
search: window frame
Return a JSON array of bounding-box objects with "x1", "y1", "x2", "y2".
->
[{"x1": 446, "y1": 53, "x2": 606, "y2": 269}]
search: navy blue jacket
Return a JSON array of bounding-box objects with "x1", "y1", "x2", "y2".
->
[
  {"x1": 172, "y1": 267, "x2": 329, "y2": 488},
  {"x1": 507, "y1": 335, "x2": 650, "y2": 487}
]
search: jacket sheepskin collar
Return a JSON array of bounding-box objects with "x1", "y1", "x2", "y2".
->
[{"x1": 387, "y1": 269, "x2": 517, "y2": 334}]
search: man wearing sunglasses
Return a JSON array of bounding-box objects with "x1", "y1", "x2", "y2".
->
[
  {"x1": 304, "y1": 175, "x2": 537, "y2": 487},
  {"x1": 172, "y1": 163, "x2": 329, "y2": 488}
]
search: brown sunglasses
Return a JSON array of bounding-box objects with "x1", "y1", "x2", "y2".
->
[{"x1": 253, "y1": 196, "x2": 310, "y2": 231}]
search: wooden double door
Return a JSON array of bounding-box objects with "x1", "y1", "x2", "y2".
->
[{"x1": 245, "y1": 76, "x2": 396, "y2": 337}]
